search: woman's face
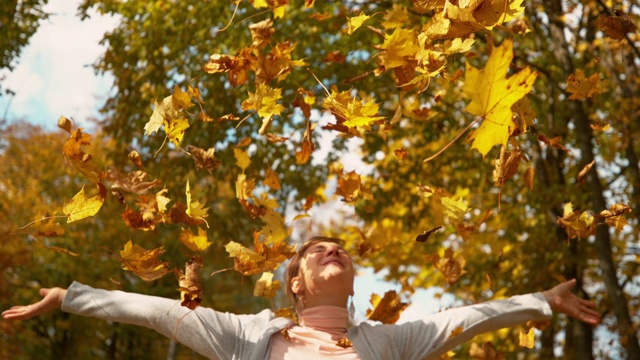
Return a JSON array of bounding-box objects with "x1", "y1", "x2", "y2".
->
[{"x1": 293, "y1": 241, "x2": 355, "y2": 302}]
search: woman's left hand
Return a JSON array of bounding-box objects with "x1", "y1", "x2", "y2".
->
[{"x1": 543, "y1": 279, "x2": 601, "y2": 325}]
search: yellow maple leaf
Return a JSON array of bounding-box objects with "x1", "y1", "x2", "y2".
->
[
  {"x1": 234, "y1": 147, "x2": 251, "y2": 171},
  {"x1": 172, "y1": 85, "x2": 193, "y2": 109},
  {"x1": 323, "y1": 88, "x2": 385, "y2": 132},
  {"x1": 164, "y1": 116, "x2": 190, "y2": 146},
  {"x1": 366, "y1": 290, "x2": 408, "y2": 324},
  {"x1": 519, "y1": 327, "x2": 535, "y2": 348},
  {"x1": 382, "y1": 4, "x2": 410, "y2": 29},
  {"x1": 63, "y1": 184, "x2": 106, "y2": 223},
  {"x1": 241, "y1": 84, "x2": 285, "y2": 135},
  {"x1": 179, "y1": 227, "x2": 212, "y2": 252},
  {"x1": 463, "y1": 38, "x2": 537, "y2": 157},
  {"x1": 253, "y1": 271, "x2": 281, "y2": 298},
  {"x1": 224, "y1": 240, "x2": 266, "y2": 276},
  {"x1": 377, "y1": 27, "x2": 419, "y2": 70},
  {"x1": 260, "y1": 209, "x2": 289, "y2": 245},
  {"x1": 120, "y1": 240, "x2": 170, "y2": 281},
  {"x1": 185, "y1": 181, "x2": 209, "y2": 226},
  {"x1": 347, "y1": 12, "x2": 371, "y2": 35}
]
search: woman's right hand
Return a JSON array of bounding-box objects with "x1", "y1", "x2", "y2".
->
[{"x1": 2, "y1": 287, "x2": 67, "y2": 320}]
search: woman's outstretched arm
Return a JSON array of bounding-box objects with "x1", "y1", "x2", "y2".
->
[{"x1": 2, "y1": 287, "x2": 67, "y2": 320}]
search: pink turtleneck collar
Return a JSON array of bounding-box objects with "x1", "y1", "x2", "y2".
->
[{"x1": 269, "y1": 306, "x2": 361, "y2": 359}]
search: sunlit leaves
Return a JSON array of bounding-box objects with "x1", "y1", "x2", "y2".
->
[
  {"x1": 346, "y1": 12, "x2": 371, "y2": 35},
  {"x1": 253, "y1": 271, "x2": 280, "y2": 298},
  {"x1": 179, "y1": 227, "x2": 211, "y2": 252},
  {"x1": 185, "y1": 181, "x2": 209, "y2": 226},
  {"x1": 556, "y1": 203, "x2": 596, "y2": 239},
  {"x1": 366, "y1": 290, "x2": 408, "y2": 324},
  {"x1": 63, "y1": 185, "x2": 106, "y2": 223},
  {"x1": 463, "y1": 39, "x2": 537, "y2": 157},
  {"x1": 241, "y1": 84, "x2": 285, "y2": 135},
  {"x1": 119, "y1": 240, "x2": 170, "y2": 281}
]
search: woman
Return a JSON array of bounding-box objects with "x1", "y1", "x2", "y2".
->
[{"x1": 3, "y1": 236, "x2": 600, "y2": 359}]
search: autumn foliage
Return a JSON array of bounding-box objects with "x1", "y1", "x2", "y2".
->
[{"x1": 2, "y1": 0, "x2": 639, "y2": 358}]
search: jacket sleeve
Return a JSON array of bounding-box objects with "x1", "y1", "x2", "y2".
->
[
  {"x1": 61, "y1": 281, "x2": 260, "y2": 360},
  {"x1": 350, "y1": 293, "x2": 552, "y2": 360},
  {"x1": 393, "y1": 293, "x2": 552, "y2": 360}
]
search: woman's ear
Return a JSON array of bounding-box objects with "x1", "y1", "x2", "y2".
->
[{"x1": 291, "y1": 276, "x2": 303, "y2": 296}]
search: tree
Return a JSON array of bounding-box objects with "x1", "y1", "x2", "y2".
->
[{"x1": 4, "y1": 0, "x2": 640, "y2": 358}]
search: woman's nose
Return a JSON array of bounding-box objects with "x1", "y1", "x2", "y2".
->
[{"x1": 326, "y1": 245, "x2": 340, "y2": 256}]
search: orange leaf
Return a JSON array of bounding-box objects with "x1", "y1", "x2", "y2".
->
[
  {"x1": 178, "y1": 256, "x2": 203, "y2": 309},
  {"x1": 120, "y1": 240, "x2": 170, "y2": 281},
  {"x1": 366, "y1": 290, "x2": 408, "y2": 324}
]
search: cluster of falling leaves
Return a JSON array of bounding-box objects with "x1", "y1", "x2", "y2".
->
[{"x1": 20, "y1": 0, "x2": 635, "y2": 349}]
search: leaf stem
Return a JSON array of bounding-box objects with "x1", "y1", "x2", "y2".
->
[{"x1": 423, "y1": 116, "x2": 481, "y2": 163}]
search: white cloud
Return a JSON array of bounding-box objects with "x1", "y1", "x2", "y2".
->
[{"x1": 1, "y1": 0, "x2": 118, "y2": 130}]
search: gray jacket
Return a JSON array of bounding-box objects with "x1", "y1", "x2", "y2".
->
[{"x1": 62, "y1": 281, "x2": 552, "y2": 360}]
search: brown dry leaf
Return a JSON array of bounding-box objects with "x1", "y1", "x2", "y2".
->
[
  {"x1": 556, "y1": 203, "x2": 596, "y2": 239},
  {"x1": 178, "y1": 256, "x2": 203, "y2": 310},
  {"x1": 597, "y1": 11, "x2": 637, "y2": 40},
  {"x1": 335, "y1": 170, "x2": 361, "y2": 202},
  {"x1": 108, "y1": 167, "x2": 162, "y2": 195},
  {"x1": 448, "y1": 326, "x2": 464, "y2": 339},
  {"x1": 292, "y1": 88, "x2": 316, "y2": 119},
  {"x1": 415, "y1": 226, "x2": 443, "y2": 242},
  {"x1": 599, "y1": 203, "x2": 632, "y2": 234},
  {"x1": 249, "y1": 19, "x2": 275, "y2": 49},
  {"x1": 493, "y1": 146, "x2": 523, "y2": 187},
  {"x1": 128, "y1": 150, "x2": 144, "y2": 170},
  {"x1": 394, "y1": 148, "x2": 408, "y2": 159},
  {"x1": 302, "y1": 195, "x2": 317, "y2": 211},
  {"x1": 203, "y1": 54, "x2": 236, "y2": 74},
  {"x1": 62, "y1": 128, "x2": 102, "y2": 183},
  {"x1": 566, "y1": 70, "x2": 605, "y2": 100},
  {"x1": 523, "y1": 166, "x2": 535, "y2": 190},
  {"x1": 431, "y1": 248, "x2": 467, "y2": 285},
  {"x1": 576, "y1": 160, "x2": 595, "y2": 184},
  {"x1": 324, "y1": 50, "x2": 346, "y2": 64},
  {"x1": 538, "y1": 134, "x2": 571, "y2": 153},
  {"x1": 120, "y1": 240, "x2": 170, "y2": 281},
  {"x1": 336, "y1": 337, "x2": 354, "y2": 349},
  {"x1": 265, "y1": 133, "x2": 289, "y2": 143},
  {"x1": 188, "y1": 145, "x2": 220, "y2": 173},
  {"x1": 366, "y1": 290, "x2": 408, "y2": 324},
  {"x1": 122, "y1": 208, "x2": 156, "y2": 231}
]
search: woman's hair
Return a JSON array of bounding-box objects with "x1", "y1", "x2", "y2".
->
[{"x1": 284, "y1": 236, "x2": 344, "y2": 304}]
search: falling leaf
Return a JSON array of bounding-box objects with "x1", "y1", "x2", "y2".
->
[
  {"x1": 31, "y1": 212, "x2": 65, "y2": 238},
  {"x1": 493, "y1": 146, "x2": 523, "y2": 188},
  {"x1": 179, "y1": 227, "x2": 212, "y2": 252},
  {"x1": 57, "y1": 115, "x2": 72, "y2": 134},
  {"x1": 519, "y1": 327, "x2": 535, "y2": 348},
  {"x1": 336, "y1": 337, "x2": 354, "y2": 348},
  {"x1": 172, "y1": 85, "x2": 193, "y2": 110},
  {"x1": 415, "y1": 226, "x2": 443, "y2": 242},
  {"x1": 556, "y1": 203, "x2": 596, "y2": 239},
  {"x1": 128, "y1": 150, "x2": 144, "y2": 170},
  {"x1": 566, "y1": 70, "x2": 605, "y2": 100},
  {"x1": 335, "y1": 170, "x2": 362, "y2": 202},
  {"x1": 120, "y1": 240, "x2": 170, "y2": 281},
  {"x1": 463, "y1": 39, "x2": 537, "y2": 157},
  {"x1": 394, "y1": 148, "x2": 408, "y2": 159},
  {"x1": 253, "y1": 271, "x2": 281, "y2": 298},
  {"x1": 108, "y1": 168, "x2": 162, "y2": 195},
  {"x1": 249, "y1": 19, "x2": 275, "y2": 48},
  {"x1": 188, "y1": 145, "x2": 220, "y2": 173},
  {"x1": 178, "y1": 256, "x2": 203, "y2": 309},
  {"x1": 63, "y1": 184, "x2": 106, "y2": 223},
  {"x1": 448, "y1": 326, "x2": 464, "y2": 339},
  {"x1": 377, "y1": 27, "x2": 419, "y2": 70},
  {"x1": 203, "y1": 54, "x2": 236, "y2": 74},
  {"x1": 538, "y1": 134, "x2": 571, "y2": 153},
  {"x1": 347, "y1": 12, "x2": 371, "y2": 35},
  {"x1": 523, "y1": 166, "x2": 535, "y2": 190},
  {"x1": 576, "y1": 160, "x2": 595, "y2": 183},
  {"x1": 597, "y1": 11, "x2": 637, "y2": 40},
  {"x1": 366, "y1": 290, "x2": 408, "y2": 324},
  {"x1": 224, "y1": 240, "x2": 266, "y2": 276},
  {"x1": 264, "y1": 168, "x2": 281, "y2": 190},
  {"x1": 599, "y1": 203, "x2": 632, "y2": 234},
  {"x1": 185, "y1": 181, "x2": 209, "y2": 225},
  {"x1": 165, "y1": 116, "x2": 190, "y2": 146}
]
